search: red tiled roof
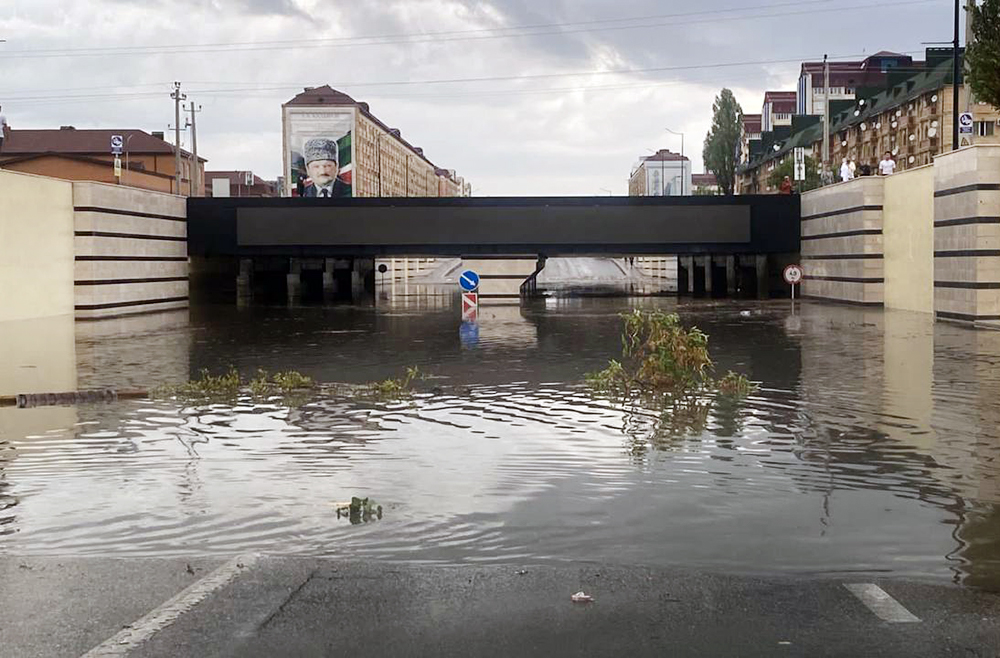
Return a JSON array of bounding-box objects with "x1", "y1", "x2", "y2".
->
[
  {"x1": 770, "y1": 99, "x2": 797, "y2": 113},
  {"x1": 644, "y1": 149, "x2": 688, "y2": 162},
  {"x1": 691, "y1": 173, "x2": 717, "y2": 186},
  {"x1": 763, "y1": 91, "x2": 796, "y2": 102},
  {"x1": 1, "y1": 128, "x2": 203, "y2": 160},
  {"x1": 742, "y1": 114, "x2": 762, "y2": 132},
  {"x1": 284, "y1": 86, "x2": 358, "y2": 106}
]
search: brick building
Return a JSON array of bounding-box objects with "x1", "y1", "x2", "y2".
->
[
  {"x1": 738, "y1": 49, "x2": 1000, "y2": 194},
  {"x1": 0, "y1": 127, "x2": 204, "y2": 196},
  {"x1": 281, "y1": 86, "x2": 468, "y2": 197}
]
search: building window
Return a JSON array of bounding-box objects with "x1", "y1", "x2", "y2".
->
[{"x1": 977, "y1": 121, "x2": 995, "y2": 137}]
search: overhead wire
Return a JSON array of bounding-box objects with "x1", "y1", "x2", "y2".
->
[{"x1": 0, "y1": 0, "x2": 943, "y2": 59}]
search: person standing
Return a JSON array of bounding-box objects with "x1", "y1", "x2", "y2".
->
[
  {"x1": 840, "y1": 157, "x2": 853, "y2": 183},
  {"x1": 779, "y1": 175, "x2": 793, "y2": 194},
  {"x1": 0, "y1": 105, "x2": 9, "y2": 153},
  {"x1": 878, "y1": 151, "x2": 896, "y2": 176}
]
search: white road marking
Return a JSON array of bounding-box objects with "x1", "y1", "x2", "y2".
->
[
  {"x1": 844, "y1": 583, "x2": 920, "y2": 623},
  {"x1": 80, "y1": 553, "x2": 260, "y2": 657}
]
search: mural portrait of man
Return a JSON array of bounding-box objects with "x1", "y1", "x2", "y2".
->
[{"x1": 302, "y1": 137, "x2": 351, "y2": 198}]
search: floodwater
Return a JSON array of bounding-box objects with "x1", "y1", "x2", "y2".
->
[{"x1": 1, "y1": 295, "x2": 999, "y2": 590}]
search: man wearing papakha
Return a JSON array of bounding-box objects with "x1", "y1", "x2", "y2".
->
[{"x1": 301, "y1": 137, "x2": 351, "y2": 198}]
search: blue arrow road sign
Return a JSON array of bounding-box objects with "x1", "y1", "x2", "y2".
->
[{"x1": 459, "y1": 270, "x2": 480, "y2": 292}]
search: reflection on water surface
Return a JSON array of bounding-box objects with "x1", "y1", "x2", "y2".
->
[{"x1": 0, "y1": 297, "x2": 998, "y2": 590}]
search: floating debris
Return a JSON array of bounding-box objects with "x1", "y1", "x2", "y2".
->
[
  {"x1": 570, "y1": 591, "x2": 594, "y2": 603},
  {"x1": 335, "y1": 497, "x2": 383, "y2": 524}
]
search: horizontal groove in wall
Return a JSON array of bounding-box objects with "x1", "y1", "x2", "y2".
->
[
  {"x1": 74, "y1": 206, "x2": 186, "y2": 222},
  {"x1": 803, "y1": 275, "x2": 884, "y2": 283},
  {"x1": 75, "y1": 255, "x2": 189, "y2": 262},
  {"x1": 936, "y1": 310, "x2": 1000, "y2": 322},
  {"x1": 801, "y1": 205, "x2": 883, "y2": 221},
  {"x1": 934, "y1": 183, "x2": 1000, "y2": 198},
  {"x1": 799, "y1": 295, "x2": 883, "y2": 307},
  {"x1": 75, "y1": 276, "x2": 189, "y2": 286},
  {"x1": 933, "y1": 249, "x2": 1000, "y2": 258},
  {"x1": 934, "y1": 216, "x2": 1000, "y2": 227},
  {"x1": 75, "y1": 231, "x2": 187, "y2": 242},
  {"x1": 933, "y1": 281, "x2": 1000, "y2": 289},
  {"x1": 801, "y1": 228, "x2": 882, "y2": 241},
  {"x1": 75, "y1": 296, "x2": 190, "y2": 311},
  {"x1": 802, "y1": 254, "x2": 883, "y2": 260}
]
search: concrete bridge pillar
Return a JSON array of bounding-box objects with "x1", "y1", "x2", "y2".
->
[
  {"x1": 756, "y1": 255, "x2": 769, "y2": 299},
  {"x1": 725, "y1": 256, "x2": 737, "y2": 297},
  {"x1": 322, "y1": 258, "x2": 338, "y2": 299},
  {"x1": 237, "y1": 258, "x2": 253, "y2": 302},
  {"x1": 678, "y1": 256, "x2": 694, "y2": 295},
  {"x1": 286, "y1": 258, "x2": 302, "y2": 302},
  {"x1": 461, "y1": 256, "x2": 541, "y2": 304},
  {"x1": 351, "y1": 257, "x2": 376, "y2": 304}
]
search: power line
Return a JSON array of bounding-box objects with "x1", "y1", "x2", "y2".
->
[
  {"x1": 0, "y1": 49, "x2": 927, "y2": 105},
  {"x1": 0, "y1": 0, "x2": 941, "y2": 59}
]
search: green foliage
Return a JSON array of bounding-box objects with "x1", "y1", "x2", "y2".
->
[
  {"x1": 588, "y1": 310, "x2": 714, "y2": 397},
  {"x1": 366, "y1": 366, "x2": 422, "y2": 400},
  {"x1": 693, "y1": 185, "x2": 721, "y2": 196},
  {"x1": 588, "y1": 311, "x2": 757, "y2": 448},
  {"x1": 766, "y1": 155, "x2": 822, "y2": 192},
  {"x1": 716, "y1": 371, "x2": 758, "y2": 398},
  {"x1": 154, "y1": 368, "x2": 314, "y2": 401},
  {"x1": 703, "y1": 89, "x2": 743, "y2": 195},
  {"x1": 967, "y1": 0, "x2": 1000, "y2": 109}
]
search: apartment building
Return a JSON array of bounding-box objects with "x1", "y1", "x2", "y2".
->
[
  {"x1": 281, "y1": 86, "x2": 468, "y2": 198},
  {"x1": 628, "y1": 149, "x2": 692, "y2": 196},
  {"x1": 761, "y1": 91, "x2": 796, "y2": 132},
  {"x1": 796, "y1": 52, "x2": 916, "y2": 115},
  {"x1": 738, "y1": 50, "x2": 1000, "y2": 194}
]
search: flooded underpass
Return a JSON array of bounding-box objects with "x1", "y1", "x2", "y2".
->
[{"x1": 1, "y1": 296, "x2": 999, "y2": 596}]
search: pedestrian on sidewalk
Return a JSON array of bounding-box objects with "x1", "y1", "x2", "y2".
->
[
  {"x1": 0, "y1": 105, "x2": 9, "y2": 153},
  {"x1": 779, "y1": 176, "x2": 793, "y2": 194},
  {"x1": 879, "y1": 151, "x2": 896, "y2": 176},
  {"x1": 840, "y1": 157, "x2": 853, "y2": 183}
]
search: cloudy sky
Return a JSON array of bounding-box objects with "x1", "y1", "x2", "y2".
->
[{"x1": 1, "y1": 0, "x2": 953, "y2": 195}]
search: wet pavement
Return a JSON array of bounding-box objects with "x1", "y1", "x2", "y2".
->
[{"x1": 1, "y1": 294, "x2": 1000, "y2": 656}]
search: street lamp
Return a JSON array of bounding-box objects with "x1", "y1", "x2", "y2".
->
[
  {"x1": 599, "y1": 187, "x2": 613, "y2": 196},
  {"x1": 665, "y1": 127, "x2": 685, "y2": 195}
]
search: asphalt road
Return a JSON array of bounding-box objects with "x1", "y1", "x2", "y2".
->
[{"x1": 1, "y1": 557, "x2": 998, "y2": 657}]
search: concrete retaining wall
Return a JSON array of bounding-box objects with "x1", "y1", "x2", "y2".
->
[
  {"x1": 71, "y1": 182, "x2": 188, "y2": 319},
  {"x1": 932, "y1": 145, "x2": 1000, "y2": 326},
  {"x1": 884, "y1": 165, "x2": 934, "y2": 313},
  {"x1": 0, "y1": 170, "x2": 75, "y2": 322},
  {"x1": 800, "y1": 177, "x2": 885, "y2": 306}
]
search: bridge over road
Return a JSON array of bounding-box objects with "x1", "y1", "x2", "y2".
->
[{"x1": 187, "y1": 195, "x2": 800, "y2": 301}]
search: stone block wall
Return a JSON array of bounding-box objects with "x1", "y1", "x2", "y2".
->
[
  {"x1": 72, "y1": 182, "x2": 188, "y2": 319},
  {"x1": 800, "y1": 177, "x2": 885, "y2": 306},
  {"x1": 932, "y1": 145, "x2": 1000, "y2": 326}
]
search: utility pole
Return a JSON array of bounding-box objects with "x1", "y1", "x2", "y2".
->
[
  {"x1": 965, "y1": 0, "x2": 976, "y2": 110},
  {"x1": 953, "y1": 0, "x2": 960, "y2": 150},
  {"x1": 822, "y1": 54, "x2": 830, "y2": 173},
  {"x1": 188, "y1": 102, "x2": 201, "y2": 196},
  {"x1": 171, "y1": 82, "x2": 186, "y2": 194}
]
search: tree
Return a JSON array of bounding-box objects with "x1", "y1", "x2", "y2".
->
[
  {"x1": 967, "y1": 0, "x2": 1000, "y2": 108},
  {"x1": 767, "y1": 155, "x2": 822, "y2": 192},
  {"x1": 702, "y1": 89, "x2": 743, "y2": 195}
]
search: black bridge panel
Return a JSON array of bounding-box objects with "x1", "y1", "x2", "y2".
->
[{"x1": 188, "y1": 196, "x2": 799, "y2": 257}]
